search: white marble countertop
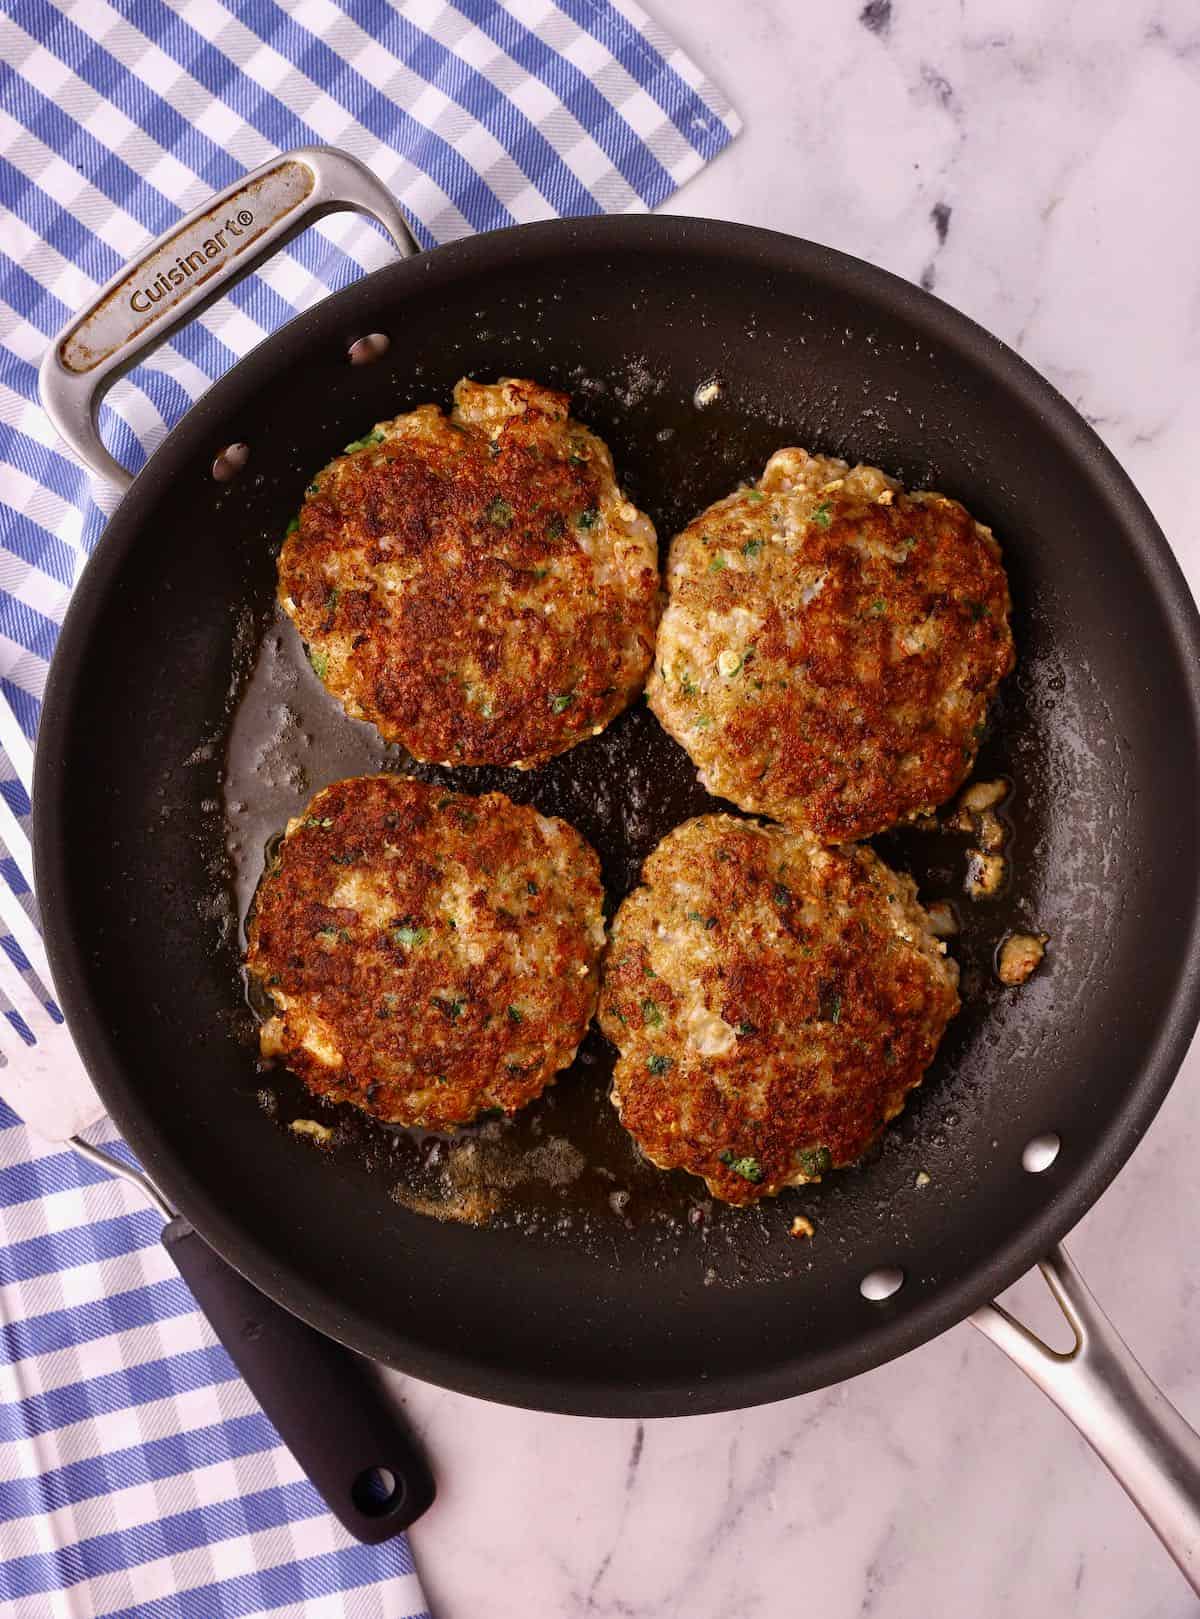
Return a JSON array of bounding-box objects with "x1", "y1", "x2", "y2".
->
[{"x1": 399, "y1": 3, "x2": 1200, "y2": 1614}]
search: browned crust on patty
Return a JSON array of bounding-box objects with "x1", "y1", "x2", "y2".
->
[
  {"x1": 597, "y1": 815, "x2": 960, "y2": 1205},
  {"x1": 278, "y1": 378, "x2": 660, "y2": 767},
  {"x1": 244, "y1": 775, "x2": 605, "y2": 1129},
  {"x1": 649, "y1": 450, "x2": 1015, "y2": 841}
]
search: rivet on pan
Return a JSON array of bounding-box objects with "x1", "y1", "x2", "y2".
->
[
  {"x1": 860, "y1": 1267, "x2": 905, "y2": 1302},
  {"x1": 1022, "y1": 1133, "x2": 1061, "y2": 1173},
  {"x1": 212, "y1": 442, "x2": 250, "y2": 482},
  {"x1": 348, "y1": 333, "x2": 391, "y2": 365}
]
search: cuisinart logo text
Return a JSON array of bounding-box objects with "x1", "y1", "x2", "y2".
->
[{"x1": 129, "y1": 209, "x2": 256, "y2": 313}]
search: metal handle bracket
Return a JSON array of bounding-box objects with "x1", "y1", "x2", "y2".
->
[
  {"x1": 38, "y1": 146, "x2": 418, "y2": 491},
  {"x1": 973, "y1": 1244, "x2": 1200, "y2": 1591}
]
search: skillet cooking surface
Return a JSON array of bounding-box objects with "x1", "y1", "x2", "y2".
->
[{"x1": 36, "y1": 219, "x2": 1200, "y2": 1415}]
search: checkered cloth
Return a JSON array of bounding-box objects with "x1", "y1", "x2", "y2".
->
[{"x1": 0, "y1": 4, "x2": 739, "y2": 1614}]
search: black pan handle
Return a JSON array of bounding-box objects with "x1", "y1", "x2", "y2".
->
[
  {"x1": 162, "y1": 1215, "x2": 435, "y2": 1543},
  {"x1": 38, "y1": 146, "x2": 418, "y2": 492}
]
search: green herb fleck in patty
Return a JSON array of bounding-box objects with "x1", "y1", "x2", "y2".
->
[
  {"x1": 718, "y1": 1150, "x2": 763, "y2": 1183},
  {"x1": 343, "y1": 429, "x2": 385, "y2": 453},
  {"x1": 795, "y1": 1145, "x2": 832, "y2": 1177}
]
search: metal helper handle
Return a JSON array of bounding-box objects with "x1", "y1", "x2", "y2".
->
[
  {"x1": 972, "y1": 1244, "x2": 1200, "y2": 1591},
  {"x1": 38, "y1": 146, "x2": 419, "y2": 491}
]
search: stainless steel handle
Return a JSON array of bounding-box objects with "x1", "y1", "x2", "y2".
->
[
  {"x1": 972, "y1": 1243, "x2": 1200, "y2": 1591},
  {"x1": 38, "y1": 146, "x2": 418, "y2": 491}
]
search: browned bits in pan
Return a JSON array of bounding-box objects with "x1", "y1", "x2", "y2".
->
[{"x1": 997, "y1": 931, "x2": 1049, "y2": 985}]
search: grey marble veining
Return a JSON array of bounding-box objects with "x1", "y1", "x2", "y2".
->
[{"x1": 398, "y1": 3, "x2": 1200, "y2": 1613}]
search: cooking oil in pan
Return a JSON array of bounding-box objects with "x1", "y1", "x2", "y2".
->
[
  {"x1": 223, "y1": 610, "x2": 733, "y2": 1248},
  {"x1": 219, "y1": 561, "x2": 1126, "y2": 1277}
]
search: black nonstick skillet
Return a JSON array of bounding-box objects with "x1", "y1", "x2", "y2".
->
[{"x1": 35, "y1": 148, "x2": 1200, "y2": 1586}]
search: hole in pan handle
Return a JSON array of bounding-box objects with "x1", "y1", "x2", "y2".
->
[
  {"x1": 37, "y1": 146, "x2": 419, "y2": 493},
  {"x1": 161, "y1": 1215, "x2": 436, "y2": 1542},
  {"x1": 972, "y1": 1243, "x2": 1200, "y2": 1594}
]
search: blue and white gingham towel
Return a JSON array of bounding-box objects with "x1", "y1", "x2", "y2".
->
[{"x1": 0, "y1": 4, "x2": 739, "y2": 1613}]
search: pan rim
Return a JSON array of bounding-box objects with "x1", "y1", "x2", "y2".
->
[{"x1": 33, "y1": 213, "x2": 1200, "y2": 1416}]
